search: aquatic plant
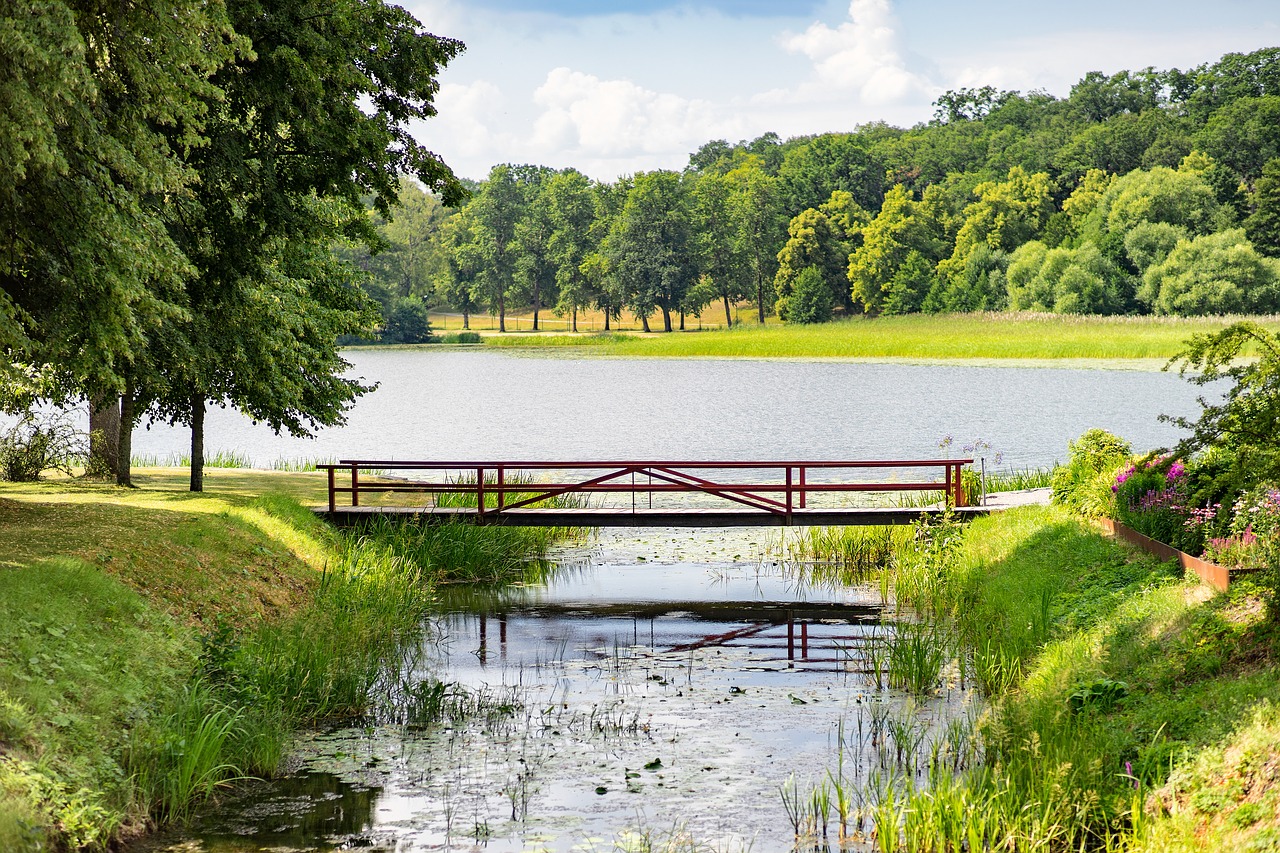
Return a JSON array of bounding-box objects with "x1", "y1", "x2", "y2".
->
[{"x1": 886, "y1": 622, "x2": 950, "y2": 698}]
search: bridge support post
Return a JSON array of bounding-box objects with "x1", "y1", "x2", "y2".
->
[
  {"x1": 350, "y1": 464, "x2": 360, "y2": 508},
  {"x1": 785, "y1": 467, "x2": 793, "y2": 524}
]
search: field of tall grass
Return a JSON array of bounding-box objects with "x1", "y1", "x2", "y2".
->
[{"x1": 481, "y1": 313, "x2": 1280, "y2": 361}]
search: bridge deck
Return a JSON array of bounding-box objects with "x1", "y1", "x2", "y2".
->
[{"x1": 316, "y1": 504, "x2": 995, "y2": 528}]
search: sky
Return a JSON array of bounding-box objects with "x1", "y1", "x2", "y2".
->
[{"x1": 402, "y1": 0, "x2": 1280, "y2": 182}]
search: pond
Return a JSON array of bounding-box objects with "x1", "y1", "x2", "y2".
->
[
  {"x1": 128, "y1": 349, "x2": 1207, "y2": 470},
  {"x1": 136, "y1": 529, "x2": 979, "y2": 852},
  {"x1": 125, "y1": 351, "x2": 1204, "y2": 850}
]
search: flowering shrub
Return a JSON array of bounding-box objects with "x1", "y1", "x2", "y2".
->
[
  {"x1": 1201, "y1": 484, "x2": 1280, "y2": 569},
  {"x1": 1113, "y1": 457, "x2": 1205, "y2": 555}
]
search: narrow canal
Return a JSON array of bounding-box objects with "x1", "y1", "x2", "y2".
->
[{"x1": 138, "y1": 528, "x2": 979, "y2": 852}]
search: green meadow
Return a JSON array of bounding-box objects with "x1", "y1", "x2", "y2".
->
[{"x1": 481, "y1": 312, "x2": 1280, "y2": 361}]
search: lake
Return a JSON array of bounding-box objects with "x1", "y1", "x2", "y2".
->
[{"x1": 130, "y1": 349, "x2": 1207, "y2": 470}]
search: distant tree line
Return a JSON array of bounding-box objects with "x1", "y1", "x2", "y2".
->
[
  {"x1": 0, "y1": 0, "x2": 464, "y2": 488},
  {"x1": 359, "y1": 47, "x2": 1280, "y2": 332}
]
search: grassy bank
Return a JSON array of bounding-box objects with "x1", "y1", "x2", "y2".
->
[
  {"x1": 479, "y1": 313, "x2": 1280, "y2": 361},
  {"x1": 876, "y1": 504, "x2": 1280, "y2": 850},
  {"x1": 0, "y1": 469, "x2": 562, "y2": 850}
]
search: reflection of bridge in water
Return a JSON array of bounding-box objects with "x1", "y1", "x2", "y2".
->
[
  {"x1": 317, "y1": 459, "x2": 991, "y2": 527},
  {"x1": 471, "y1": 600, "x2": 890, "y2": 674}
]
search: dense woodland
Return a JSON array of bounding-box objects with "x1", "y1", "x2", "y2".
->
[{"x1": 356, "y1": 47, "x2": 1280, "y2": 337}]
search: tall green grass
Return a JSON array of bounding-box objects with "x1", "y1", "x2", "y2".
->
[
  {"x1": 860, "y1": 502, "x2": 1208, "y2": 845},
  {"x1": 356, "y1": 516, "x2": 571, "y2": 585},
  {"x1": 131, "y1": 449, "x2": 252, "y2": 468},
  {"x1": 130, "y1": 452, "x2": 336, "y2": 471},
  {"x1": 484, "y1": 313, "x2": 1280, "y2": 360},
  {"x1": 124, "y1": 497, "x2": 438, "y2": 822}
]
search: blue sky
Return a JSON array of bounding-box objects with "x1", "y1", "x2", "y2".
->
[{"x1": 404, "y1": 0, "x2": 1280, "y2": 182}]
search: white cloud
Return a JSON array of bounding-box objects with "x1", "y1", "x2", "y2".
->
[
  {"x1": 780, "y1": 0, "x2": 936, "y2": 105},
  {"x1": 531, "y1": 68, "x2": 741, "y2": 160}
]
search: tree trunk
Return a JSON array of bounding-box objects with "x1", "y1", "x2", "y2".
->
[
  {"x1": 462, "y1": 310, "x2": 470, "y2": 330},
  {"x1": 190, "y1": 393, "x2": 205, "y2": 493},
  {"x1": 723, "y1": 295, "x2": 733, "y2": 327},
  {"x1": 572, "y1": 306, "x2": 578, "y2": 333},
  {"x1": 604, "y1": 310, "x2": 611, "y2": 332},
  {"x1": 661, "y1": 306, "x2": 672, "y2": 333},
  {"x1": 533, "y1": 289, "x2": 540, "y2": 331},
  {"x1": 757, "y1": 274, "x2": 766, "y2": 324},
  {"x1": 679, "y1": 309, "x2": 685, "y2": 331},
  {"x1": 89, "y1": 397, "x2": 120, "y2": 478},
  {"x1": 116, "y1": 381, "x2": 135, "y2": 488},
  {"x1": 640, "y1": 312, "x2": 651, "y2": 333},
  {"x1": 498, "y1": 292, "x2": 506, "y2": 332}
]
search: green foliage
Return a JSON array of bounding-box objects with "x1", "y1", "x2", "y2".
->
[
  {"x1": 1140, "y1": 229, "x2": 1280, "y2": 315},
  {"x1": 0, "y1": 0, "x2": 238, "y2": 396},
  {"x1": 1165, "y1": 321, "x2": 1280, "y2": 484},
  {"x1": 778, "y1": 266, "x2": 834, "y2": 324},
  {"x1": 1245, "y1": 158, "x2": 1280, "y2": 257},
  {"x1": 606, "y1": 170, "x2": 695, "y2": 332},
  {"x1": 1007, "y1": 241, "x2": 1128, "y2": 314},
  {"x1": 380, "y1": 296, "x2": 435, "y2": 344},
  {"x1": 773, "y1": 205, "x2": 849, "y2": 314},
  {"x1": 1197, "y1": 95, "x2": 1280, "y2": 183},
  {"x1": 1090, "y1": 162, "x2": 1226, "y2": 240},
  {"x1": 0, "y1": 412, "x2": 85, "y2": 481},
  {"x1": 937, "y1": 167, "x2": 1053, "y2": 296},
  {"x1": 1125, "y1": 220, "x2": 1189, "y2": 273},
  {"x1": 1050, "y1": 428, "x2": 1132, "y2": 518}
]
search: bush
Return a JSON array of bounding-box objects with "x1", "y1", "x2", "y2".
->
[
  {"x1": 1051, "y1": 429, "x2": 1132, "y2": 518},
  {"x1": 781, "y1": 266, "x2": 833, "y2": 324},
  {"x1": 440, "y1": 331, "x2": 482, "y2": 344},
  {"x1": 0, "y1": 412, "x2": 86, "y2": 481}
]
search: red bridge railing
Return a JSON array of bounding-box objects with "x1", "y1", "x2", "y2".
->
[{"x1": 318, "y1": 459, "x2": 973, "y2": 517}]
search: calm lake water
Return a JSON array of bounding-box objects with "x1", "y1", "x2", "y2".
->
[{"x1": 130, "y1": 349, "x2": 1207, "y2": 470}]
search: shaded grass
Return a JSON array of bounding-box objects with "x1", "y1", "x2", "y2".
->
[
  {"x1": 0, "y1": 557, "x2": 195, "y2": 848},
  {"x1": 482, "y1": 312, "x2": 1280, "y2": 361}
]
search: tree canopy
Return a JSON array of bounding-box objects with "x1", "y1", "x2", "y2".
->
[{"x1": 399, "y1": 48, "x2": 1280, "y2": 331}]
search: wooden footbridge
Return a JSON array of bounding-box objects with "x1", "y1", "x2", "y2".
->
[{"x1": 316, "y1": 459, "x2": 993, "y2": 527}]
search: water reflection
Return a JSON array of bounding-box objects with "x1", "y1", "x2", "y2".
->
[{"x1": 141, "y1": 548, "x2": 980, "y2": 852}]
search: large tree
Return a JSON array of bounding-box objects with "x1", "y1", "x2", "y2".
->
[
  {"x1": 155, "y1": 0, "x2": 465, "y2": 490},
  {"x1": 607, "y1": 171, "x2": 694, "y2": 333},
  {"x1": 0, "y1": 0, "x2": 236, "y2": 416},
  {"x1": 724, "y1": 158, "x2": 786, "y2": 323}
]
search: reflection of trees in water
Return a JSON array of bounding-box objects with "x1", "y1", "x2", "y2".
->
[{"x1": 192, "y1": 771, "x2": 379, "y2": 847}]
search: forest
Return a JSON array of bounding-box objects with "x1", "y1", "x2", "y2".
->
[{"x1": 354, "y1": 46, "x2": 1280, "y2": 339}]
